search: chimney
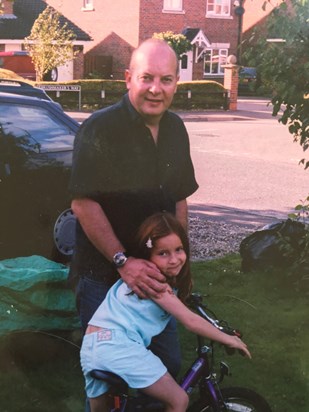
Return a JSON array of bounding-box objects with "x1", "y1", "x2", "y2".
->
[{"x1": 2, "y1": 0, "x2": 14, "y2": 15}]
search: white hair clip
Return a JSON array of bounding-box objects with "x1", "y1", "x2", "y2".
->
[{"x1": 146, "y1": 237, "x2": 153, "y2": 248}]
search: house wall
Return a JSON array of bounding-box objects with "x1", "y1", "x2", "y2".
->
[
  {"x1": 242, "y1": 0, "x2": 281, "y2": 33},
  {"x1": 140, "y1": 0, "x2": 237, "y2": 48},
  {"x1": 73, "y1": 47, "x2": 84, "y2": 80},
  {"x1": 2, "y1": 43, "x2": 21, "y2": 52},
  {"x1": 45, "y1": 0, "x2": 240, "y2": 81},
  {"x1": 140, "y1": 0, "x2": 239, "y2": 80},
  {"x1": 45, "y1": 0, "x2": 140, "y2": 79},
  {"x1": 57, "y1": 59, "x2": 74, "y2": 81},
  {"x1": 46, "y1": 0, "x2": 140, "y2": 50},
  {"x1": 2, "y1": 0, "x2": 14, "y2": 14},
  {"x1": 241, "y1": 0, "x2": 288, "y2": 65}
]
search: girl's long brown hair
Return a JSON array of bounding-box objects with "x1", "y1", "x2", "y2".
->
[{"x1": 132, "y1": 212, "x2": 192, "y2": 303}]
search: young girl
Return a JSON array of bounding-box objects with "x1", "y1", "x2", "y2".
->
[{"x1": 80, "y1": 212, "x2": 251, "y2": 412}]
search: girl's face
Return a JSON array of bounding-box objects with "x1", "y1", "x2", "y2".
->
[{"x1": 150, "y1": 233, "x2": 187, "y2": 278}]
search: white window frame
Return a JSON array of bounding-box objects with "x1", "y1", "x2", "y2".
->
[
  {"x1": 203, "y1": 48, "x2": 228, "y2": 75},
  {"x1": 206, "y1": 0, "x2": 231, "y2": 17},
  {"x1": 82, "y1": 0, "x2": 94, "y2": 11},
  {"x1": 163, "y1": 0, "x2": 183, "y2": 12}
]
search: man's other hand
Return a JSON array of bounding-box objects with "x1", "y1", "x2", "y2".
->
[{"x1": 118, "y1": 257, "x2": 167, "y2": 299}]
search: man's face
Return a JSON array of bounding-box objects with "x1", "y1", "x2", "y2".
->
[{"x1": 125, "y1": 43, "x2": 179, "y2": 123}]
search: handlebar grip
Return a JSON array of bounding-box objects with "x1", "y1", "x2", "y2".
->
[
  {"x1": 221, "y1": 327, "x2": 242, "y2": 338},
  {"x1": 233, "y1": 329, "x2": 242, "y2": 338}
]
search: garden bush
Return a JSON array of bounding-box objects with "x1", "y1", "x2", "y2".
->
[{"x1": 36, "y1": 79, "x2": 228, "y2": 111}]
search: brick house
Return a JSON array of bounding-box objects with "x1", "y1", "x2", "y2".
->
[
  {"x1": 45, "y1": 0, "x2": 242, "y2": 82},
  {"x1": 1, "y1": 0, "x2": 243, "y2": 82},
  {"x1": 241, "y1": 0, "x2": 287, "y2": 54},
  {"x1": 242, "y1": 0, "x2": 285, "y2": 34},
  {"x1": 0, "y1": 0, "x2": 91, "y2": 81}
]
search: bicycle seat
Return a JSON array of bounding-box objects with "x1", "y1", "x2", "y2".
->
[
  {"x1": 90, "y1": 369, "x2": 128, "y2": 392},
  {"x1": 91, "y1": 370, "x2": 164, "y2": 410}
]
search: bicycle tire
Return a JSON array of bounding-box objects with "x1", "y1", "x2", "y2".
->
[{"x1": 188, "y1": 386, "x2": 272, "y2": 412}]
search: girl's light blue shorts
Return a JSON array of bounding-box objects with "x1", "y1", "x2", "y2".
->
[{"x1": 80, "y1": 328, "x2": 167, "y2": 399}]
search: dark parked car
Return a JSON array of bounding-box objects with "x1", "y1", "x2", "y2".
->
[
  {"x1": 0, "y1": 92, "x2": 79, "y2": 262},
  {"x1": 0, "y1": 78, "x2": 54, "y2": 102},
  {"x1": 238, "y1": 67, "x2": 258, "y2": 95}
]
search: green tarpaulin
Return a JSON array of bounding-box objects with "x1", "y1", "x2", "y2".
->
[{"x1": 0, "y1": 255, "x2": 80, "y2": 336}]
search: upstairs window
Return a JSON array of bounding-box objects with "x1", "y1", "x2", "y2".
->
[
  {"x1": 82, "y1": 0, "x2": 94, "y2": 11},
  {"x1": 163, "y1": 0, "x2": 183, "y2": 12},
  {"x1": 206, "y1": 0, "x2": 231, "y2": 17}
]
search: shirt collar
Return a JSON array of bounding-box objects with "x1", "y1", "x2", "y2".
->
[{"x1": 122, "y1": 93, "x2": 169, "y2": 127}]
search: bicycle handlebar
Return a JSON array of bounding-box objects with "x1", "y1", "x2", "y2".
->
[{"x1": 187, "y1": 293, "x2": 242, "y2": 338}]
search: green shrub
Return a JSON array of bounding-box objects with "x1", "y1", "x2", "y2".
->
[
  {"x1": 173, "y1": 80, "x2": 227, "y2": 110},
  {"x1": 36, "y1": 79, "x2": 228, "y2": 111},
  {"x1": 278, "y1": 198, "x2": 309, "y2": 292}
]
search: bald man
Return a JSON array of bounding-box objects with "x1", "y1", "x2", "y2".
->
[{"x1": 69, "y1": 38, "x2": 198, "y2": 380}]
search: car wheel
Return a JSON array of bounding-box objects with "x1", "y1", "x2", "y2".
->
[
  {"x1": 53, "y1": 208, "x2": 76, "y2": 256},
  {"x1": 43, "y1": 67, "x2": 58, "y2": 82}
]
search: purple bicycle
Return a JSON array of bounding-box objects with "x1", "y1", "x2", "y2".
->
[{"x1": 91, "y1": 293, "x2": 272, "y2": 411}]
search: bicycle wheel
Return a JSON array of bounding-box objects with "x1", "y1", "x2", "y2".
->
[{"x1": 189, "y1": 386, "x2": 272, "y2": 412}]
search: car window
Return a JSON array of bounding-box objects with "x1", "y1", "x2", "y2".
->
[{"x1": 0, "y1": 103, "x2": 75, "y2": 151}]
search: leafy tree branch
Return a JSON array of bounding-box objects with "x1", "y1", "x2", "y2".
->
[
  {"x1": 152, "y1": 31, "x2": 192, "y2": 59},
  {"x1": 24, "y1": 6, "x2": 77, "y2": 82},
  {"x1": 243, "y1": 0, "x2": 309, "y2": 168}
]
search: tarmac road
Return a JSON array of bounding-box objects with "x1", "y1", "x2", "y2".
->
[
  {"x1": 67, "y1": 97, "x2": 309, "y2": 229},
  {"x1": 184, "y1": 97, "x2": 308, "y2": 228}
]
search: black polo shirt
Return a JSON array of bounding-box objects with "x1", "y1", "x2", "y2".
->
[{"x1": 69, "y1": 94, "x2": 198, "y2": 283}]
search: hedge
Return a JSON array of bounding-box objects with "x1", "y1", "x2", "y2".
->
[{"x1": 36, "y1": 79, "x2": 228, "y2": 111}]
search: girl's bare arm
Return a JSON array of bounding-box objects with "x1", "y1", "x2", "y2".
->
[{"x1": 153, "y1": 288, "x2": 251, "y2": 358}]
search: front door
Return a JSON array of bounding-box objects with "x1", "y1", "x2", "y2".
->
[{"x1": 179, "y1": 51, "x2": 193, "y2": 81}]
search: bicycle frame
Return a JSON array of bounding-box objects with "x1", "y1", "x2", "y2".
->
[
  {"x1": 179, "y1": 324, "x2": 231, "y2": 410},
  {"x1": 91, "y1": 293, "x2": 236, "y2": 411}
]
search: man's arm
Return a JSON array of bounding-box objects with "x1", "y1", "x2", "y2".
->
[
  {"x1": 175, "y1": 199, "x2": 189, "y2": 232},
  {"x1": 71, "y1": 198, "x2": 166, "y2": 298}
]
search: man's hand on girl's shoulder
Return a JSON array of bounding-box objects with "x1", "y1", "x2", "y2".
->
[{"x1": 118, "y1": 257, "x2": 167, "y2": 299}]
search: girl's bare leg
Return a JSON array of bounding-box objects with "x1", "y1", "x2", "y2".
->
[
  {"x1": 141, "y1": 372, "x2": 189, "y2": 412},
  {"x1": 89, "y1": 393, "x2": 112, "y2": 412}
]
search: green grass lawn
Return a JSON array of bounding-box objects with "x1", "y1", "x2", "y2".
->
[
  {"x1": 181, "y1": 255, "x2": 308, "y2": 412},
  {"x1": 0, "y1": 254, "x2": 308, "y2": 411}
]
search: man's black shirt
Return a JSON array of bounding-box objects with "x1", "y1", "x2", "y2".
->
[{"x1": 69, "y1": 94, "x2": 198, "y2": 283}]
